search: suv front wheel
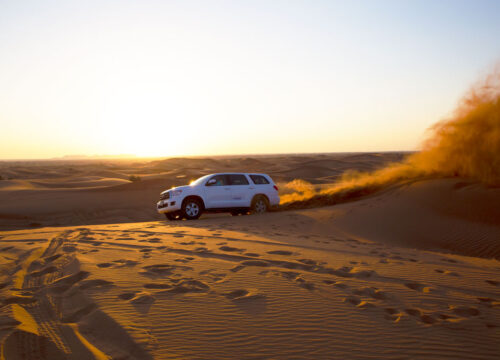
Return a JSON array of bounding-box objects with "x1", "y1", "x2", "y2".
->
[{"x1": 181, "y1": 198, "x2": 203, "y2": 220}]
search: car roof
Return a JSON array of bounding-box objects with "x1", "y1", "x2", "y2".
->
[{"x1": 209, "y1": 172, "x2": 269, "y2": 176}]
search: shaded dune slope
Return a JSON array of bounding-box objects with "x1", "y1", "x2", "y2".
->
[{"x1": 322, "y1": 178, "x2": 500, "y2": 259}]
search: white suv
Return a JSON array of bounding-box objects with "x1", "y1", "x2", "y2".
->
[{"x1": 157, "y1": 173, "x2": 280, "y2": 220}]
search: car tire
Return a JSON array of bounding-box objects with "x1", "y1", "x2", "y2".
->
[
  {"x1": 165, "y1": 212, "x2": 181, "y2": 221},
  {"x1": 251, "y1": 196, "x2": 268, "y2": 214},
  {"x1": 181, "y1": 198, "x2": 203, "y2": 220}
]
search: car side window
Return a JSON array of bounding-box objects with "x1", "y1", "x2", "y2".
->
[
  {"x1": 250, "y1": 175, "x2": 269, "y2": 184},
  {"x1": 228, "y1": 174, "x2": 249, "y2": 185},
  {"x1": 205, "y1": 175, "x2": 228, "y2": 186}
]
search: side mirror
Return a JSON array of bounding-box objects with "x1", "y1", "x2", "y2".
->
[{"x1": 206, "y1": 178, "x2": 217, "y2": 186}]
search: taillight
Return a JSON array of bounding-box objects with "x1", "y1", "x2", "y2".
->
[{"x1": 273, "y1": 185, "x2": 279, "y2": 191}]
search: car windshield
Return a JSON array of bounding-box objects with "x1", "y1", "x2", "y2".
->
[{"x1": 190, "y1": 174, "x2": 211, "y2": 186}]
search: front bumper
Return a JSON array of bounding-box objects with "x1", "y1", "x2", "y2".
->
[{"x1": 157, "y1": 199, "x2": 182, "y2": 214}]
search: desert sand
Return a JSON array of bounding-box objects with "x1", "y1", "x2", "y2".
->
[{"x1": 1, "y1": 154, "x2": 499, "y2": 359}]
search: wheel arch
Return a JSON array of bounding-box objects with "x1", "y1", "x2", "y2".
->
[
  {"x1": 182, "y1": 195, "x2": 206, "y2": 210},
  {"x1": 251, "y1": 193, "x2": 270, "y2": 205}
]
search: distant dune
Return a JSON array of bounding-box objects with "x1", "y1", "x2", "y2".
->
[{"x1": 0, "y1": 152, "x2": 406, "y2": 229}]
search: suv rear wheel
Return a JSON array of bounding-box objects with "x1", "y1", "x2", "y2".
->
[
  {"x1": 251, "y1": 195, "x2": 268, "y2": 214},
  {"x1": 182, "y1": 198, "x2": 203, "y2": 220}
]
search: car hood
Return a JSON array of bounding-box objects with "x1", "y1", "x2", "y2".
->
[{"x1": 161, "y1": 185, "x2": 191, "y2": 195}]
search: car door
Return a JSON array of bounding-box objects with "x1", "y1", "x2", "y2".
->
[
  {"x1": 203, "y1": 175, "x2": 232, "y2": 208},
  {"x1": 227, "y1": 174, "x2": 252, "y2": 207}
]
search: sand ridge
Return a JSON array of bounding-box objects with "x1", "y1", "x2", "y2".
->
[{"x1": 1, "y1": 215, "x2": 499, "y2": 359}]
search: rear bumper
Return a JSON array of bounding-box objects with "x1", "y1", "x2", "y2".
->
[
  {"x1": 268, "y1": 194, "x2": 280, "y2": 207},
  {"x1": 157, "y1": 200, "x2": 182, "y2": 214}
]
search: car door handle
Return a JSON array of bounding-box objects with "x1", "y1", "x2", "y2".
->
[
  {"x1": 249, "y1": 187, "x2": 255, "y2": 189},
  {"x1": 224, "y1": 187, "x2": 231, "y2": 191}
]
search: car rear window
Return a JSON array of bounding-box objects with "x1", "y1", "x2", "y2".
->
[
  {"x1": 228, "y1": 174, "x2": 249, "y2": 185},
  {"x1": 250, "y1": 175, "x2": 270, "y2": 184}
]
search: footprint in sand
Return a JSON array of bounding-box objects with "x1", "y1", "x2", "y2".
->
[
  {"x1": 420, "y1": 314, "x2": 437, "y2": 324},
  {"x1": 62, "y1": 244, "x2": 77, "y2": 252},
  {"x1": 477, "y1": 297, "x2": 497, "y2": 307},
  {"x1": 449, "y1": 305, "x2": 480, "y2": 317},
  {"x1": 357, "y1": 301, "x2": 376, "y2": 309},
  {"x1": 118, "y1": 292, "x2": 137, "y2": 300},
  {"x1": 158, "y1": 279, "x2": 210, "y2": 294},
  {"x1": 405, "y1": 308, "x2": 422, "y2": 316},
  {"x1": 112, "y1": 259, "x2": 139, "y2": 267},
  {"x1": 195, "y1": 247, "x2": 209, "y2": 253},
  {"x1": 96, "y1": 263, "x2": 113, "y2": 268},
  {"x1": 219, "y1": 246, "x2": 244, "y2": 252},
  {"x1": 297, "y1": 259, "x2": 317, "y2": 266},
  {"x1": 333, "y1": 281, "x2": 349, "y2": 289},
  {"x1": 199, "y1": 269, "x2": 226, "y2": 282},
  {"x1": 435, "y1": 269, "x2": 460, "y2": 276},
  {"x1": 352, "y1": 287, "x2": 388, "y2": 300},
  {"x1": 230, "y1": 265, "x2": 246, "y2": 273},
  {"x1": 244, "y1": 253, "x2": 260, "y2": 257},
  {"x1": 404, "y1": 282, "x2": 432, "y2": 293},
  {"x1": 267, "y1": 250, "x2": 293, "y2": 256},
  {"x1": 280, "y1": 271, "x2": 300, "y2": 280},
  {"x1": 139, "y1": 264, "x2": 189, "y2": 278},
  {"x1": 224, "y1": 289, "x2": 264, "y2": 301},
  {"x1": 295, "y1": 277, "x2": 315, "y2": 290},
  {"x1": 330, "y1": 267, "x2": 377, "y2": 279},
  {"x1": 130, "y1": 292, "x2": 156, "y2": 305},
  {"x1": 178, "y1": 241, "x2": 196, "y2": 245},
  {"x1": 240, "y1": 260, "x2": 269, "y2": 267},
  {"x1": 79, "y1": 279, "x2": 114, "y2": 290},
  {"x1": 344, "y1": 295, "x2": 362, "y2": 306},
  {"x1": 49, "y1": 271, "x2": 90, "y2": 293}
]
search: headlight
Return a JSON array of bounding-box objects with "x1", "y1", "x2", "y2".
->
[{"x1": 170, "y1": 189, "x2": 183, "y2": 196}]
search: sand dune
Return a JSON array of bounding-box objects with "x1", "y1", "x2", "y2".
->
[
  {"x1": 0, "y1": 153, "x2": 405, "y2": 230},
  {"x1": 1, "y1": 153, "x2": 499, "y2": 359},
  {"x1": 298, "y1": 178, "x2": 500, "y2": 260},
  {"x1": 0, "y1": 215, "x2": 498, "y2": 359}
]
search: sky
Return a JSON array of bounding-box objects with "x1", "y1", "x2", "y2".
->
[{"x1": 0, "y1": 0, "x2": 499, "y2": 159}]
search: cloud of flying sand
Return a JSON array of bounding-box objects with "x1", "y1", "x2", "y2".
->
[{"x1": 281, "y1": 66, "x2": 500, "y2": 207}]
